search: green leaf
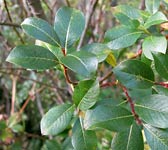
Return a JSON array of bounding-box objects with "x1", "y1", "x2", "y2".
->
[
  {"x1": 105, "y1": 26, "x2": 141, "y2": 49},
  {"x1": 72, "y1": 118, "x2": 97, "y2": 150},
  {"x1": 144, "y1": 124, "x2": 168, "y2": 150},
  {"x1": 111, "y1": 123, "x2": 144, "y2": 150},
  {"x1": 21, "y1": 17, "x2": 60, "y2": 46},
  {"x1": 114, "y1": 13, "x2": 140, "y2": 28},
  {"x1": 153, "y1": 53, "x2": 168, "y2": 80},
  {"x1": 6, "y1": 45, "x2": 58, "y2": 70},
  {"x1": 62, "y1": 137, "x2": 74, "y2": 150},
  {"x1": 106, "y1": 52, "x2": 117, "y2": 67},
  {"x1": 84, "y1": 105, "x2": 133, "y2": 131},
  {"x1": 40, "y1": 104, "x2": 75, "y2": 135},
  {"x1": 145, "y1": 0, "x2": 161, "y2": 14},
  {"x1": 73, "y1": 79, "x2": 99, "y2": 111},
  {"x1": 54, "y1": 6, "x2": 85, "y2": 49},
  {"x1": 60, "y1": 51, "x2": 98, "y2": 78},
  {"x1": 135, "y1": 94, "x2": 168, "y2": 128},
  {"x1": 114, "y1": 5, "x2": 141, "y2": 19},
  {"x1": 80, "y1": 43, "x2": 111, "y2": 62},
  {"x1": 142, "y1": 36, "x2": 167, "y2": 60},
  {"x1": 113, "y1": 60, "x2": 154, "y2": 89},
  {"x1": 144, "y1": 12, "x2": 167, "y2": 28},
  {"x1": 41, "y1": 140, "x2": 61, "y2": 150}
]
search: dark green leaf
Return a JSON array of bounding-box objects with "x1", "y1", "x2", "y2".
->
[
  {"x1": 144, "y1": 124, "x2": 168, "y2": 150},
  {"x1": 60, "y1": 51, "x2": 98, "y2": 78},
  {"x1": 113, "y1": 60, "x2": 154, "y2": 89},
  {"x1": 72, "y1": 118, "x2": 97, "y2": 150},
  {"x1": 40, "y1": 104, "x2": 75, "y2": 135},
  {"x1": 73, "y1": 79, "x2": 99, "y2": 111},
  {"x1": 144, "y1": 12, "x2": 167, "y2": 28},
  {"x1": 21, "y1": 17, "x2": 60, "y2": 46},
  {"x1": 62, "y1": 137, "x2": 74, "y2": 150},
  {"x1": 111, "y1": 123, "x2": 144, "y2": 150},
  {"x1": 84, "y1": 105, "x2": 133, "y2": 131},
  {"x1": 153, "y1": 53, "x2": 168, "y2": 80},
  {"x1": 54, "y1": 6, "x2": 85, "y2": 49},
  {"x1": 135, "y1": 94, "x2": 168, "y2": 128},
  {"x1": 142, "y1": 36, "x2": 167, "y2": 60},
  {"x1": 6, "y1": 45, "x2": 58, "y2": 70},
  {"x1": 80, "y1": 43, "x2": 111, "y2": 62},
  {"x1": 145, "y1": 0, "x2": 161, "y2": 14},
  {"x1": 41, "y1": 140, "x2": 61, "y2": 150},
  {"x1": 105, "y1": 26, "x2": 141, "y2": 49}
]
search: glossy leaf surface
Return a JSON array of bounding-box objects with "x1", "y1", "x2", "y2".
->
[
  {"x1": 113, "y1": 60, "x2": 154, "y2": 89},
  {"x1": 41, "y1": 104, "x2": 75, "y2": 135},
  {"x1": 145, "y1": 0, "x2": 161, "y2": 14},
  {"x1": 142, "y1": 36, "x2": 167, "y2": 60},
  {"x1": 60, "y1": 51, "x2": 98, "y2": 77},
  {"x1": 135, "y1": 95, "x2": 168, "y2": 128},
  {"x1": 84, "y1": 105, "x2": 133, "y2": 131},
  {"x1": 72, "y1": 118, "x2": 97, "y2": 150},
  {"x1": 21, "y1": 17, "x2": 60, "y2": 46},
  {"x1": 73, "y1": 79, "x2": 99, "y2": 111},
  {"x1": 6, "y1": 45, "x2": 58, "y2": 70},
  {"x1": 54, "y1": 6, "x2": 85, "y2": 49}
]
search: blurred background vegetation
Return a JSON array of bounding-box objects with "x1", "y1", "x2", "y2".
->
[{"x1": 0, "y1": 0, "x2": 167, "y2": 149}]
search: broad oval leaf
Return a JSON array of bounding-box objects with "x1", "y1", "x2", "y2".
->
[
  {"x1": 144, "y1": 11, "x2": 167, "y2": 29},
  {"x1": 145, "y1": 0, "x2": 161, "y2": 14},
  {"x1": 105, "y1": 26, "x2": 142, "y2": 50},
  {"x1": 72, "y1": 118, "x2": 97, "y2": 150},
  {"x1": 73, "y1": 79, "x2": 99, "y2": 111},
  {"x1": 40, "y1": 104, "x2": 75, "y2": 135},
  {"x1": 60, "y1": 51, "x2": 98, "y2": 78},
  {"x1": 111, "y1": 123, "x2": 144, "y2": 150},
  {"x1": 144, "y1": 124, "x2": 168, "y2": 150},
  {"x1": 54, "y1": 6, "x2": 85, "y2": 49},
  {"x1": 135, "y1": 94, "x2": 168, "y2": 128},
  {"x1": 113, "y1": 60, "x2": 154, "y2": 89},
  {"x1": 142, "y1": 36, "x2": 167, "y2": 60},
  {"x1": 41, "y1": 140, "x2": 61, "y2": 150},
  {"x1": 84, "y1": 105, "x2": 134, "y2": 131},
  {"x1": 6, "y1": 45, "x2": 58, "y2": 70},
  {"x1": 80, "y1": 43, "x2": 111, "y2": 62},
  {"x1": 21, "y1": 17, "x2": 60, "y2": 46},
  {"x1": 153, "y1": 53, "x2": 168, "y2": 80}
]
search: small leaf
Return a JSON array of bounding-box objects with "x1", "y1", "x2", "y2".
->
[
  {"x1": 153, "y1": 53, "x2": 168, "y2": 80},
  {"x1": 21, "y1": 17, "x2": 60, "y2": 46},
  {"x1": 40, "y1": 104, "x2": 75, "y2": 135},
  {"x1": 60, "y1": 51, "x2": 98, "y2": 78},
  {"x1": 72, "y1": 118, "x2": 97, "y2": 150},
  {"x1": 84, "y1": 105, "x2": 133, "y2": 131},
  {"x1": 144, "y1": 124, "x2": 168, "y2": 150},
  {"x1": 114, "y1": 5, "x2": 141, "y2": 19},
  {"x1": 114, "y1": 13, "x2": 140, "y2": 28},
  {"x1": 145, "y1": 0, "x2": 161, "y2": 14},
  {"x1": 105, "y1": 52, "x2": 117, "y2": 67},
  {"x1": 80, "y1": 43, "x2": 111, "y2": 62},
  {"x1": 135, "y1": 94, "x2": 168, "y2": 128},
  {"x1": 142, "y1": 36, "x2": 167, "y2": 60},
  {"x1": 144, "y1": 12, "x2": 167, "y2": 29},
  {"x1": 73, "y1": 79, "x2": 99, "y2": 111},
  {"x1": 111, "y1": 123, "x2": 144, "y2": 150},
  {"x1": 105, "y1": 26, "x2": 142, "y2": 49},
  {"x1": 113, "y1": 60, "x2": 154, "y2": 89},
  {"x1": 54, "y1": 6, "x2": 85, "y2": 49},
  {"x1": 6, "y1": 45, "x2": 58, "y2": 70}
]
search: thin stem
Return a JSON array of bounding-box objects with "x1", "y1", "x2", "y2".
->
[
  {"x1": 100, "y1": 81, "x2": 118, "y2": 88},
  {"x1": 99, "y1": 71, "x2": 113, "y2": 84},
  {"x1": 130, "y1": 49, "x2": 142, "y2": 59},
  {"x1": 11, "y1": 76, "x2": 17, "y2": 115},
  {"x1": 0, "y1": 22, "x2": 21, "y2": 28},
  {"x1": 3, "y1": 0, "x2": 24, "y2": 44},
  {"x1": 122, "y1": 86, "x2": 142, "y2": 125},
  {"x1": 65, "y1": 0, "x2": 71, "y2": 7},
  {"x1": 155, "y1": 81, "x2": 168, "y2": 88}
]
